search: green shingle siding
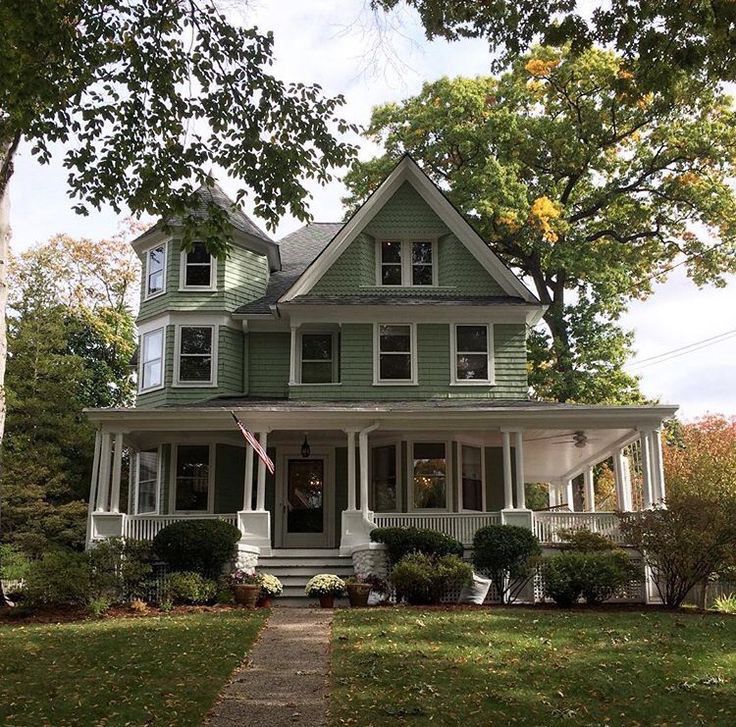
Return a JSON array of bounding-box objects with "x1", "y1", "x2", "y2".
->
[{"x1": 247, "y1": 332, "x2": 290, "y2": 399}]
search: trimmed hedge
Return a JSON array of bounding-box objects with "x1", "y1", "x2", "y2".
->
[
  {"x1": 390, "y1": 553, "x2": 472, "y2": 605},
  {"x1": 152, "y1": 519, "x2": 241, "y2": 576},
  {"x1": 370, "y1": 527, "x2": 464, "y2": 563}
]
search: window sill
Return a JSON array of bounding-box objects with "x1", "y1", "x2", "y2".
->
[
  {"x1": 177, "y1": 287, "x2": 218, "y2": 293},
  {"x1": 143, "y1": 290, "x2": 166, "y2": 302},
  {"x1": 372, "y1": 381, "x2": 419, "y2": 387},
  {"x1": 138, "y1": 384, "x2": 165, "y2": 395},
  {"x1": 450, "y1": 380, "x2": 496, "y2": 387},
  {"x1": 289, "y1": 382, "x2": 343, "y2": 386},
  {"x1": 172, "y1": 382, "x2": 218, "y2": 388}
]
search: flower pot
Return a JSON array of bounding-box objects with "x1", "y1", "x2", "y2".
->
[
  {"x1": 318, "y1": 594, "x2": 335, "y2": 609},
  {"x1": 257, "y1": 595, "x2": 273, "y2": 608},
  {"x1": 347, "y1": 583, "x2": 371, "y2": 608},
  {"x1": 233, "y1": 584, "x2": 260, "y2": 609}
]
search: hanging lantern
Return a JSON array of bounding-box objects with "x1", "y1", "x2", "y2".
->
[{"x1": 301, "y1": 434, "x2": 311, "y2": 458}]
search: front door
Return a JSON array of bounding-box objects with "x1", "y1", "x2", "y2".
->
[{"x1": 280, "y1": 454, "x2": 332, "y2": 548}]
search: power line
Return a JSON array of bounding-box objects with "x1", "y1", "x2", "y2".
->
[{"x1": 629, "y1": 327, "x2": 736, "y2": 370}]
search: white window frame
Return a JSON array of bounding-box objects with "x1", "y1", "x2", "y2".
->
[
  {"x1": 170, "y1": 443, "x2": 216, "y2": 514},
  {"x1": 173, "y1": 324, "x2": 218, "y2": 388},
  {"x1": 369, "y1": 442, "x2": 401, "y2": 512},
  {"x1": 133, "y1": 447, "x2": 162, "y2": 515},
  {"x1": 373, "y1": 322, "x2": 418, "y2": 386},
  {"x1": 138, "y1": 326, "x2": 166, "y2": 393},
  {"x1": 375, "y1": 238, "x2": 438, "y2": 288},
  {"x1": 179, "y1": 243, "x2": 217, "y2": 291},
  {"x1": 297, "y1": 330, "x2": 339, "y2": 385},
  {"x1": 143, "y1": 242, "x2": 167, "y2": 300},
  {"x1": 407, "y1": 439, "x2": 452, "y2": 512},
  {"x1": 450, "y1": 323, "x2": 495, "y2": 386},
  {"x1": 457, "y1": 443, "x2": 486, "y2": 512}
]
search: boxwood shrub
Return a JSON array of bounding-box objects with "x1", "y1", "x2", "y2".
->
[
  {"x1": 153, "y1": 519, "x2": 241, "y2": 576},
  {"x1": 164, "y1": 571, "x2": 218, "y2": 605},
  {"x1": 390, "y1": 553, "x2": 472, "y2": 605},
  {"x1": 370, "y1": 527, "x2": 464, "y2": 564}
]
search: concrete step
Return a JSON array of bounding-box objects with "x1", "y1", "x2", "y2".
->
[
  {"x1": 269, "y1": 548, "x2": 341, "y2": 557},
  {"x1": 259, "y1": 565, "x2": 354, "y2": 577},
  {"x1": 261, "y1": 557, "x2": 351, "y2": 568}
]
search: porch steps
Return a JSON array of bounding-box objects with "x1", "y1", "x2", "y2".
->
[{"x1": 258, "y1": 549, "x2": 354, "y2": 599}]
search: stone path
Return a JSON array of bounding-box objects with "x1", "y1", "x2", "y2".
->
[{"x1": 205, "y1": 607, "x2": 334, "y2": 727}]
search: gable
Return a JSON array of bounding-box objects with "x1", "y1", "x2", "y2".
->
[{"x1": 281, "y1": 156, "x2": 539, "y2": 304}]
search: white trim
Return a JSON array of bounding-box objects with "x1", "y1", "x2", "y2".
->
[
  {"x1": 407, "y1": 438, "x2": 452, "y2": 512},
  {"x1": 369, "y1": 441, "x2": 401, "y2": 512},
  {"x1": 450, "y1": 322, "x2": 495, "y2": 386},
  {"x1": 281, "y1": 156, "x2": 540, "y2": 304},
  {"x1": 173, "y1": 324, "x2": 218, "y2": 388},
  {"x1": 170, "y1": 443, "x2": 216, "y2": 514},
  {"x1": 138, "y1": 312, "x2": 239, "y2": 331},
  {"x1": 138, "y1": 327, "x2": 166, "y2": 394},
  {"x1": 143, "y1": 241, "x2": 168, "y2": 301},
  {"x1": 134, "y1": 446, "x2": 162, "y2": 515},
  {"x1": 375, "y1": 238, "x2": 439, "y2": 288},
  {"x1": 179, "y1": 243, "x2": 218, "y2": 291},
  {"x1": 457, "y1": 442, "x2": 486, "y2": 512},
  {"x1": 373, "y1": 322, "x2": 418, "y2": 385}
]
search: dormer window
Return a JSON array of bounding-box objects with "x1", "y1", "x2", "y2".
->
[
  {"x1": 145, "y1": 244, "x2": 166, "y2": 299},
  {"x1": 180, "y1": 242, "x2": 216, "y2": 290},
  {"x1": 377, "y1": 239, "x2": 436, "y2": 287}
]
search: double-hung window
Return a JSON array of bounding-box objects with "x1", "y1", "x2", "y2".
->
[
  {"x1": 371, "y1": 445, "x2": 398, "y2": 512},
  {"x1": 176, "y1": 326, "x2": 215, "y2": 385},
  {"x1": 375, "y1": 324, "x2": 416, "y2": 384},
  {"x1": 181, "y1": 242, "x2": 215, "y2": 289},
  {"x1": 460, "y1": 445, "x2": 484, "y2": 511},
  {"x1": 145, "y1": 244, "x2": 166, "y2": 298},
  {"x1": 140, "y1": 328, "x2": 164, "y2": 392},
  {"x1": 174, "y1": 444, "x2": 211, "y2": 512},
  {"x1": 135, "y1": 449, "x2": 159, "y2": 514},
  {"x1": 411, "y1": 442, "x2": 448, "y2": 509},
  {"x1": 300, "y1": 333, "x2": 337, "y2": 384},
  {"x1": 452, "y1": 324, "x2": 493, "y2": 384},
  {"x1": 378, "y1": 240, "x2": 435, "y2": 287}
]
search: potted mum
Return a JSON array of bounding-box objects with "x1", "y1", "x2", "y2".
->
[
  {"x1": 305, "y1": 574, "x2": 346, "y2": 608},
  {"x1": 230, "y1": 569, "x2": 260, "y2": 609},
  {"x1": 258, "y1": 573, "x2": 283, "y2": 607}
]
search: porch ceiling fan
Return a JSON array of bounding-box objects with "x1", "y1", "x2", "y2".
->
[{"x1": 526, "y1": 430, "x2": 590, "y2": 448}]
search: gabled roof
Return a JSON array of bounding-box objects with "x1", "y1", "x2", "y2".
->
[{"x1": 279, "y1": 155, "x2": 540, "y2": 305}]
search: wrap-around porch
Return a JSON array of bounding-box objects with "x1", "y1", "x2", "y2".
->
[{"x1": 87, "y1": 401, "x2": 674, "y2": 555}]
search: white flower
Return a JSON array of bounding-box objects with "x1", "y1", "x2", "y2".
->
[
  {"x1": 305, "y1": 574, "x2": 346, "y2": 597},
  {"x1": 258, "y1": 573, "x2": 283, "y2": 597}
]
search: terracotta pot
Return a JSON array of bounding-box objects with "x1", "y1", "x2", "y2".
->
[
  {"x1": 257, "y1": 595, "x2": 273, "y2": 608},
  {"x1": 318, "y1": 594, "x2": 335, "y2": 609},
  {"x1": 347, "y1": 583, "x2": 371, "y2": 608},
  {"x1": 233, "y1": 584, "x2": 260, "y2": 609}
]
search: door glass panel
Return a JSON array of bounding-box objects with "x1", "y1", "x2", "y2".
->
[{"x1": 287, "y1": 459, "x2": 324, "y2": 533}]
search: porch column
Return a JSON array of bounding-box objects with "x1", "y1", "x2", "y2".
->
[
  {"x1": 256, "y1": 431, "x2": 268, "y2": 512},
  {"x1": 651, "y1": 428, "x2": 666, "y2": 504},
  {"x1": 109, "y1": 433, "x2": 124, "y2": 513},
  {"x1": 565, "y1": 478, "x2": 575, "y2": 512},
  {"x1": 583, "y1": 466, "x2": 595, "y2": 512},
  {"x1": 502, "y1": 431, "x2": 513, "y2": 509},
  {"x1": 95, "y1": 432, "x2": 113, "y2": 511},
  {"x1": 86, "y1": 431, "x2": 102, "y2": 546},
  {"x1": 242, "y1": 443, "x2": 254, "y2": 511},
  {"x1": 359, "y1": 428, "x2": 370, "y2": 515},
  {"x1": 548, "y1": 481, "x2": 558, "y2": 508},
  {"x1": 640, "y1": 430, "x2": 654, "y2": 508},
  {"x1": 346, "y1": 430, "x2": 357, "y2": 511},
  {"x1": 613, "y1": 449, "x2": 626, "y2": 511},
  {"x1": 514, "y1": 431, "x2": 526, "y2": 509}
]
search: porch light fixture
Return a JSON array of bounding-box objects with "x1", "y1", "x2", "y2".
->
[
  {"x1": 301, "y1": 434, "x2": 311, "y2": 458},
  {"x1": 573, "y1": 431, "x2": 588, "y2": 448}
]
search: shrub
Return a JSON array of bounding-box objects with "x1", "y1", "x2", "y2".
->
[
  {"x1": 390, "y1": 553, "x2": 472, "y2": 605},
  {"x1": 540, "y1": 552, "x2": 585, "y2": 606},
  {"x1": 305, "y1": 574, "x2": 346, "y2": 598},
  {"x1": 23, "y1": 550, "x2": 92, "y2": 607},
  {"x1": 164, "y1": 571, "x2": 218, "y2": 605},
  {"x1": 558, "y1": 528, "x2": 615, "y2": 552},
  {"x1": 472, "y1": 525, "x2": 541, "y2": 603},
  {"x1": 370, "y1": 527, "x2": 464, "y2": 563},
  {"x1": 87, "y1": 596, "x2": 112, "y2": 619},
  {"x1": 152, "y1": 520, "x2": 241, "y2": 576},
  {"x1": 0, "y1": 543, "x2": 31, "y2": 582},
  {"x1": 713, "y1": 593, "x2": 736, "y2": 614},
  {"x1": 87, "y1": 538, "x2": 154, "y2": 602}
]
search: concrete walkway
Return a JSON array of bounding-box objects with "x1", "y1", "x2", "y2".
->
[{"x1": 205, "y1": 607, "x2": 333, "y2": 727}]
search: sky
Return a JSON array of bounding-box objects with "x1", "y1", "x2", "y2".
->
[{"x1": 7, "y1": 0, "x2": 736, "y2": 420}]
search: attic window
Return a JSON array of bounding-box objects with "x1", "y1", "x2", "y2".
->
[
  {"x1": 181, "y1": 242, "x2": 216, "y2": 289},
  {"x1": 377, "y1": 240, "x2": 436, "y2": 287}
]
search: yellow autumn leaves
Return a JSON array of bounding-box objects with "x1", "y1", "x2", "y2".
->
[{"x1": 495, "y1": 196, "x2": 562, "y2": 243}]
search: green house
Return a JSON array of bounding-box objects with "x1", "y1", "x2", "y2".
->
[{"x1": 86, "y1": 157, "x2": 676, "y2": 599}]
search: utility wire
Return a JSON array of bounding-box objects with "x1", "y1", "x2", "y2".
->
[{"x1": 629, "y1": 327, "x2": 736, "y2": 370}]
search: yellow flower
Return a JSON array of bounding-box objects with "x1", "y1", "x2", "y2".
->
[{"x1": 524, "y1": 58, "x2": 559, "y2": 78}]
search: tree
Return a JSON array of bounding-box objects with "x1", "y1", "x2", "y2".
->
[
  {"x1": 343, "y1": 48, "x2": 736, "y2": 402},
  {"x1": 374, "y1": 0, "x2": 736, "y2": 87}
]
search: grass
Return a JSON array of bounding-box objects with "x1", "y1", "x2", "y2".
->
[
  {"x1": 332, "y1": 607, "x2": 736, "y2": 726},
  {"x1": 0, "y1": 609, "x2": 267, "y2": 726}
]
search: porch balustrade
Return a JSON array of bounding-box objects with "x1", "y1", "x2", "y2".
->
[
  {"x1": 373, "y1": 512, "x2": 503, "y2": 546},
  {"x1": 533, "y1": 511, "x2": 625, "y2": 545},
  {"x1": 124, "y1": 513, "x2": 238, "y2": 541}
]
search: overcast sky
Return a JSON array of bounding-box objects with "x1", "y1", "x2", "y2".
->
[{"x1": 7, "y1": 0, "x2": 735, "y2": 420}]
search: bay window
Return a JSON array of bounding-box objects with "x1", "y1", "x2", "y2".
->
[
  {"x1": 375, "y1": 324, "x2": 415, "y2": 384},
  {"x1": 145, "y1": 244, "x2": 166, "y2": 298},
  {"x1": 176, "y1": 326, "x2": 215, "y2": 385},
  {"x1": 411, "y1": 442, "x2": 447, "y2": 509},
  {"x1": 453, "y1": 324, "x2": 493, "y2": 384},
  {"x1": 139, "y1": 328, "x2": 164, "y2": 392},
  {"x1": 181, "y1": 242, "x2": 215, "y2": 289},
  {"x1": 174, "y1": 445, "x2": 211, "y2": 512}
]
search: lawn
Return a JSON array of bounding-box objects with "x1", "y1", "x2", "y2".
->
[
  {"x1": 0, "y1": 609, "x2": 267, "y2": 726},
  {"x1": 331, "y1": 607, "x2": 736, "y2": 726}
]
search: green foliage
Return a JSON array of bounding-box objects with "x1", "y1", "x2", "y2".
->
[
  {"x1": 370, "y1": 527, "x2": 464, "y2": 563},
  {"x1": 87, "y1": 538, "x2": 154, "y2": 601},
  {"x1": 152, "y1": 519, "x2": 240, "y2": 577},
  {"x1": 164, "y1": 572, "x2": 218, "y2": 606},
  {"x1": 471, "y1": 525, "x2": 541, "y2": 602},
  {"x1": 23, "y1": 551, "x2": 92, "y2": 607},
  {"x1": 343, "y1": 49, "x2": 736, "y2": 402},
  {"x1": 713, "y1": 593, "x2": 736, "y2": 615},
  {"x1": 620, "y1": 496, "x2": 736, "y2": 608},
  {"x1": 0, "y1": 543, "x2": 30, "y2": 581},
  {"x1": 87, "y1": 596, "x2": 112, "y2": 619},
  {"x1": 525, "y1": 482, "x2": 550, "y2": 511},
  {"x1": 541, "y1": 550, "x2": 642, "y2": 606},
  {"x1": 558, "y1": 528, "x2": 616, "y2": 552},
  {"x1": 390, "y1": 553, "x2": 472, "y2": 605}
]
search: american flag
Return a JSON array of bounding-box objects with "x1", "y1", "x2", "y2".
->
[{"x1": 230, "y1": 412, "x2": 274, "y2": 475}]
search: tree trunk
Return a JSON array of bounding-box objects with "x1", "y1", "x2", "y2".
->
[{"x1": 543, "y1": 299, "x2": 577, "y2": 403}]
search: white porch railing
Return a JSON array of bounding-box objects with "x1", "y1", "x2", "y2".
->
[
  {"x1": 373, "y1": 512, "x2": 502, "y2": 546},
  {"x1": 124, "y1": 513, "x2": 239, "y2": 541},
  {"x1": 533, "y1": 511, "x2": 625, "y2": 545}
]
